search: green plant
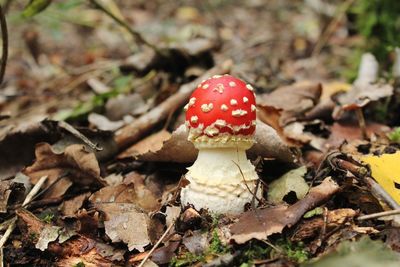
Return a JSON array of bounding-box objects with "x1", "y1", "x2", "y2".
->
[
  {"x1": 73, "y1": 262, "x2": 85, "y2": 267},
  {"x1": 41, "y1": 213, "x2": 54, "y2": 224},
  {"x1": 350, "y1": 0, "x2": 400, "y2": 62},
  {"x1": 388, "y1": 127, "x2": 400, "y2": 142},
  {"x1": 209, "y1": 229, "x2": 229, "y2": 254},
  {"x1": 169, "y1": 252, "x2": 205, "y2": 267},
  {"x1": 275, "y1": 239, "x2": 309, "y2": 264}
]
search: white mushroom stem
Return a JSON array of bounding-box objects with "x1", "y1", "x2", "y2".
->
[{"x1": 180, "y1": 147, "x2": 260, "y2": 214}]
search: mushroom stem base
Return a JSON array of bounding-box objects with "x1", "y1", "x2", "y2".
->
[{"x1": 180, "y1": 147, "x2": 261, "y2": 214}]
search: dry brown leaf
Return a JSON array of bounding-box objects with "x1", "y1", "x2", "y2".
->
[
  {"x1": 0, "y1": 180, "x2": 25, "y2": 213},
  {"x1": 230, "y1": 177, "x2": 339, "y2": 244},
  {"x1": 50, "y1": 236, "x2": 118, "y2": 267},
  {"x1": 89, "y1": 181, "x2": 160, "y2": 212},
  {"x1": 119, "y1": 130, "x2": 172, "y2": 159},
  {"x1": 94, "y1": 202, "x2": 151, "y2": 252},
  {"x1": 258, "y1": 82, "x2": 322, "y2": 125},
  {"x1": 292, "y1": 208, "x2": 358, "y2": 241},
  {"x1": 325, "y1": 122, "x2": 390, "y2": 149},
  {"x1": 23, "y1": 143, "x2": 107, "y2": 198},
  {"x1": 59, "y1": 192, "x2": 91, "y2": 217},
  {"x1": 121, "y1": 123, "x2": 296, "y2": 163}
]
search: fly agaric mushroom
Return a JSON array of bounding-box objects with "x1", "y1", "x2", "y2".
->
[{"x1": 181, "y1": 74, "x2": 260, "y2": 214}]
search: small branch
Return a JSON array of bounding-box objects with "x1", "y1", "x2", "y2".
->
[
  {"x1": 0, "y1": 176, "x2": 48, "y2": 249},
  {"x1": 137, "y1": 219, "x2": 176, "y2": 267},
  {"x1": 88, "y1": 0, "x2": 164, "y2": 56},
  {"x1": 311, "y1": 0, "x2": 355, "y2": 57},
  {"x1": 357, "y1": 209, "x2": 400, "y2": 221},
  {"x1": 58, "y1": 121, "x2": 103, "y2": 151},
  {"x1": 365, "y1": 177, "x2": 400, "y2": 210},
  {"x1": 0, "y1": 4, "x2": 8, "y2": 85},
  {"x1": 232, "y1": 161, "x2": 262, "y2": 204}
]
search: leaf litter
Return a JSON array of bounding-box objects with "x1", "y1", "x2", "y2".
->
[{"x1": 1, "y1": 1, "x2": 400, "y2": 266}]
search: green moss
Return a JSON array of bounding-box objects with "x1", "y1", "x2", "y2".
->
[
  {"x1": 209, "y1": 229, "x2": 229, "y2": 254},
  {"x1": 275, "y1": 239, "x2": 309, "y2": 264},
  {"x1": 73, "y1": 262, "x2": 85, "y2": 267},
  {"x1": 388, "y1": 127, "x2": 400, "y2": 142},
  {"x1": 169, "y1": 252, "x2": 205, "y2": 267}
]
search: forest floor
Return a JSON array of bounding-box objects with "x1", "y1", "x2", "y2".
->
[{"x1": 1, "y1": 1, "x2": 400, "y2": 266}]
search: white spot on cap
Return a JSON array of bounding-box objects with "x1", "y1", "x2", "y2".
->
[
  {"x1": 251, "y1": 104, "x2": 256, "y2": 112},
  {"x1": 230, "y1": 99, "x2": 238, "y2": 106},
  {"x1": 212, "y1": 75, "x2": 222, "y2": 78},
  {"x1": 215, "y1": 119, "x2": 227, "y2": 127},
  {"x1": 189, "y1": 97, "x2": 196, "y2": 107},
  {"x1": 243, "y1": 97, "x2": 249, "y2": 103},
  {"x1": 201, "y1": 103, "x2": 213, "y2": 113},
  {"x1": 202, "y1": 84, "x2": 209, "y2": 89},
  {"x1": 204, "y1": 126, "x2": 219, "y2": 136},
  {"x1": 232, "y1": 109, "x2": 248, "y2": 117},
  {"x1": 246, "y1": 84, "x2": 254, "y2": 91},
  {"x1": 213, "y1": 83, "x2": 225, "y2": 93},
  {"x1": 229, "y1": 81, "x2": 236, "y2": 87},
  {"x1": 221, "y1": 104, "x2": 228, "y2": 111},
  {"x1": 190, "y1": 116, "x2": 198, "y2": 123},
  {"x1": 252, "y1": 120, "x2": 256, "y2": 126},
  {"x1": 184, "y1": 104, "x2": 189, "y2": 111}
]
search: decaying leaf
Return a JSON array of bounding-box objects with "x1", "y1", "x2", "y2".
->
[
  {"x1": 292, "y1": 208, "x2": 359, "y2": 241},
  {"x1": 122, "y1": 123, "x2": 296, "y2": 163},
  {"x1": 94, "y1": 203, "x2": 151, "y2": 251},
  {"x1": 268, "y1": 166, "x2": 309, "y2": 204},
  {"x1": 0, "y1": 179, "x2": 26, "y2": 213},
  {"x1": 24, "y1": 143, "x2": 107, "y2": 198},
  {"x1": 89, "y1": 180, "x2": 160, "y2": 212},
  {"x1": 258, "y1": 82, "x2": 322, "y2": 125},
  {"x1": 303, "y1": 236, "x2": 400, "y2": 267},
  {"x1": 361, "y1": 151, "x2": 400, "y2": 205},
  {"x1": 230, "y1": 177, "x2": 339, "y2": 244},
  {"x1": 59, "y1": 192, "x2": 91, "y2": 217},
  {"x1": 36, "y1": 225, "x2": 62, "y2": 251},
  {"x1": 120, "y1": 130, "x2": 172, "y2": 159}
]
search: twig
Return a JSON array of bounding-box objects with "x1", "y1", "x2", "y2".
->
[
  {"x1": 311, "y1": 0, "x2": 355, "y2": 57},
  {"x1": 115, "y1": 62, "x2": 232, "y2": 150},
  {"x1": 365, "y1": 177, "x2": 400, "y2": 210},
  {"x1": 137, "y1": 219, "x2": 176, "y2": 267},
  {"x1": 88, "y1": 0, "x2": 164, "y2": 56},
  {"x1": 0, "y1": 176, "x2": 48, "y2": 248},
  {"x1": 232, "y1": 161, "x2": 262, "y2": 204},
  {"x1": 0, "y1": 4, "x2": 8, "y2": 85},
  {"x1": 358, "y1": 209, "x2": 400, "y2": 221},
  {"x1": 58, "y1": 121, "x2": 103, "y2": 151}
]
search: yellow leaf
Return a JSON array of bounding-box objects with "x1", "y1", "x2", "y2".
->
[{"x1": 361, "y1": 152, "x2": 400, "y2": 205}]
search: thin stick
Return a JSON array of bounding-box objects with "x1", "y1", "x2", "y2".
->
[
  {"x1": 89, "y1": 0, "x2": 164, "y2": 56},
  {"x1": 0, "y1": 4, "x2": 8, "y2": 85},
  {"x1": 311, "y1": 0, "x2": 355, "y2": 57},
  {"x1": 58, "y1": 121, "x2": 103, "y2": 151},
  {"x1": 232, "y1": 161, "x2": 262, "y2": 204},
  {"x1": 138, "y1": 220, "x2": 176, "y2": 267},
  {"x1": 357, "y1": 209, "x2": 400, "y2": 221},
  {"x1": 0, "y1": 176, "x2": 48, "y2": 248}
]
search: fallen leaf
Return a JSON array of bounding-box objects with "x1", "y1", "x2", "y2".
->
[
  {"x1": 361, "y1": 151, "x2": 400, "y2": 205},
  {"x1": 59, "y1": 192, "x2": 91, "y2": 217},
  {"x1": 106, "y1": 93, "x2": 147, "y2": 120},
  {"x1": 182, "y1": 230, "x2": 208, "y2": 255},
  {"x1": 94, "y1": 202, "x2": 151, "y2": 251},
  {"x1": 89, "y1": 181, "x2": 160, "y2": 212},
  {"x1": 36, "y1": 225, "x2": 61, "y2": 251},
  {"x1": 302, "y1": 236, "x2": 400, "y2": 267},
  {"x1": 230, "y1": 177, "x2": 339, "y2": 244},
  {"x1": 258, "y1": 82, "x2": 322, "y2": 125},
  {"x1": 0, "y1": 179, "x2": 25, "y2": 213},
  {"x1": 123, "y1": 123, "x2": 296, "y2": 163},
  {"x1": 268, "y1": 166, "x2": 309, "y2": 204},
  {"x1": 120, "y1": 130, "x2": 172, "y2": 159},
  {"x1": 24, "y1": 143, "x2": 107, "y2": 198}
]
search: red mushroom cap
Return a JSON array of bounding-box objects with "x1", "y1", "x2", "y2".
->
[{"x1": 185, "y1": 75, "x2": 256, "y2": 148}]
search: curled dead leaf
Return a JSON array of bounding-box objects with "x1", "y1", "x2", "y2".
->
[{"x1": 230, "y1": 177, "x2": 339, "y2": 244}]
